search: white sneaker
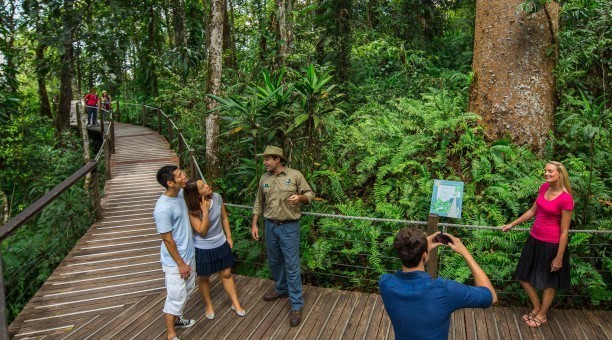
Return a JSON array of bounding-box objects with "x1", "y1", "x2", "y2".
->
[{"x1": 174, "y1": 316, "x2": 195, "y2": 328}]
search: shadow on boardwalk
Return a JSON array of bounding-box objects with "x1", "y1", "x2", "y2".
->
[{"x1": 7, "y1": 123, "x2": 611, "y2": 339}]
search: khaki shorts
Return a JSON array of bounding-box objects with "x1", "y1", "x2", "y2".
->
[{"x1": 162, "y1": 257, "x2": 195, "y2": 316}]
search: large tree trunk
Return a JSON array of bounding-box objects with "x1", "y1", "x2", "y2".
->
[
  {"x1": 173, "y1": 0, "x2": 187, "y2": 48},
  {"x1": 57, "y1": 0, "x2": 76, "y2": 136},
  {"x1": 275, "y1": 0, "x2": 289, "y2": 66},
  {"x1": 35, "y1": 44, "x2": 52, "y2": 119},
  {"x1": 205, "y1": 0, "x2": 224, "y2": 183},
  {"x1": 469, "y1": 0, "x2": 559, "y2": 152}
]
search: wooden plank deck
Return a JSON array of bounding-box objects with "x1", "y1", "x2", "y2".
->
[{"x1": 7, "y1": 123, "x2": 610, "y2": 339}]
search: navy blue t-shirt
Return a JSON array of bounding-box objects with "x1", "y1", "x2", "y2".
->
[{"x1": 379, "y1": 270, "x2": 493, "y2": 340}]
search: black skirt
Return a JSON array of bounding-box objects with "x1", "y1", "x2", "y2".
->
[
  {"x1": 514, "y1": 235, "x2": 570, "y2": 290},
  {"x1": 195, "y1": 241, "x2": 235, "y2": 277}
]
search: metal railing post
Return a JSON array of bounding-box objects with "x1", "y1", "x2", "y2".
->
[
  {"x1": 142, "y1": 104, "x2": 146, "y2": 127},
  {"x1": 104, "y1": 136, "x2": 112, "y2": 180},
  {"x1": 0, "y1": 249, "x2": 10, "y2": 339},
  {"x1": 157, "y1": 108, "x2": 162, "y2": 133},
  {"x1": 116, "y1": 101, "x2": 121, "y2": 122},
  {"x1": 427, "y1": 214, "x2": 439, "y2": 278},
  {"x1": 91, "y1": 165, "x2": 103, "y2": 220},
  {"x1": 177, "y1": 128, "x2": 183, "y2": 168}
]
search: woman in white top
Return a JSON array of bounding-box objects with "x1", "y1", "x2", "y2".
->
[{"x1": 184, "y1": 179, "x2": 245, "y2": 319}]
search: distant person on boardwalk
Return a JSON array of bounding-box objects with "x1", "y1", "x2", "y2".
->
[
  {"x1": 154, "y1": 166, "x2": 196, "y2": 340},
  {"x1": 502, "y1": 161, "x2": 574, "y2": 328},
  {"x1": 82, "y1": 87, "x2": 100, "y2": 126},
  {"x1": 100, "y1": 90, "x2": 111, "y2": 123},
  {"x1": 184, "y1": 179, "x2": 246, "y2": 320},
  {"x1": 379, "y1": 228, "x2": 497, "y2": 340},
  {"x1": 251, "y1": 145, "x2": 315, "y2": 327}
]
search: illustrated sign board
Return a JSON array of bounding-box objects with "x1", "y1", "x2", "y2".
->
[{"x1": 429, "y1": 180, "x2": 464, "y2": 219}]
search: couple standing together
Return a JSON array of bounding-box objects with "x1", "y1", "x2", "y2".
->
[{"x1": 153, "y1": 146, "x2": 314, "y2": 340}]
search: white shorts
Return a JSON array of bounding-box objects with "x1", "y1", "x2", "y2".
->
[{"x1": 162, "y1": 257, "x2": 195, "y2": 316}]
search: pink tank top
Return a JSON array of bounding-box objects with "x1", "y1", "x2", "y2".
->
[{"x1": 530, "y1": 183, "x2": 574, "y2": 244}]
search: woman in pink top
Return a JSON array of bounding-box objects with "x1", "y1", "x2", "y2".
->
[{"x1": 501, "y1": 161, "x2": 574, "y2": 328}]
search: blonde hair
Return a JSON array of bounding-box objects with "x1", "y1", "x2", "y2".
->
[{"x1": 547, "y1": 161, "x2": 573, "y2": 197}]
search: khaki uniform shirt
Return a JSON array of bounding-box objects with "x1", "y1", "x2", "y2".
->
[{"x1": 252, "y1": 167, "x2": 315, "y2": 221}]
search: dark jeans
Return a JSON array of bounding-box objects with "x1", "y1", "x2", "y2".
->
[
  {"x1": 265, "y1": 219, "x2": 303, "y2": 310},
  {"x1": 87, "y1": 106, "x2": 98, "y2": 125}
]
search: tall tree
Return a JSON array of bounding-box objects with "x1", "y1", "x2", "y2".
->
[
  {"x1": 205, "y1": 0, "x2": 224, "y2": 182},
  {"x1": 57, "y1": 0, "x2": 77, "y2": 135},
  {"x1": 275, "y1": 0, "x2": 291, "y2": 66},
  {"x1": 140, "y1": 1, "x2": 161, "y2": 98},
  {"x1": 468, "y1": 0, "x2": 559, "y2": 152},
  {"x1": 35, "y1": 43, "x2": 52, "y2": 119},
  {"x1": 172, "y1": 0, "x2": 187, "y2": 48}
]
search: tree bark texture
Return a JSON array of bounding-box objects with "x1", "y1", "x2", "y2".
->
[
  {"x1": 172, "y1": 0, "x2": 187, "y2": 48},
  {"x1": 78, "y1": 102, "x2": 92, "y2": 189},
  {"x1": 276, "y1": 0, "x2": 289, "y2": 65},
  {"x1": 205, "y1": 0, "x2": 224, "y2": 183},
  {"x1": 0, "y1": 189, "x2": 8, "y2": 224},
  {"x1": 469, "y1": 0, "x2": 559, "y2": 152},
  {"x1": 58, "y1": 0, "x2": 76, "y2": 134},
  {"x1": 35, "y1": 44, "x2": 52, "y2": 119}
]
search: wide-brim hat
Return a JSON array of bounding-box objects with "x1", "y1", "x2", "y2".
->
[{"x1": 257, "y1": 145, "x2": 286, "y2": 160}]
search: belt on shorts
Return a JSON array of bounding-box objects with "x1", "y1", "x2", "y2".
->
[{"x1": 268, "y1": 219, "x2": 298, "y2": 226}]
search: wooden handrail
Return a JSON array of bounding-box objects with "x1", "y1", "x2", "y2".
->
[{"x1": 0, "y1": 161, "x2": 98, "y2": 242}]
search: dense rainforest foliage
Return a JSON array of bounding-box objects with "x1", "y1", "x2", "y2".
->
[{"x1": 0, "y1": 0, "x2": 610, "y2": 321}]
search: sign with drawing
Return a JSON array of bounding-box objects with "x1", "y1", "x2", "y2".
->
[{"x1": 429, "y1": 180, "x2": 464, "y2": 219}]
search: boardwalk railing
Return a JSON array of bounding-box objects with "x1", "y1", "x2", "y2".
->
[
  {"x1": 116, "y1": 101, "x2": 612, "y2": 309},
  {"x1": 0, "y1": 102, "x2": 116, "y2": 336}
]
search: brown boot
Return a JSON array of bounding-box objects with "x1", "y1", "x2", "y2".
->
[
  {"x1": 263, "y1": 290, "x2": 289, "y2": 302},
  {"x1": 289, "y1": 309, "x2": 302, "y2": 327}
]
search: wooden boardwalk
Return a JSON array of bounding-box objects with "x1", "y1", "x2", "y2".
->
[{"x1": 7, "y1": 123, "x2": 611, "y2": 339}]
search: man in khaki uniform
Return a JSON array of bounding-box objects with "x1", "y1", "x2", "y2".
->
[{"x1": 251, "y1": 145, "x2": 315, "y2": 327}]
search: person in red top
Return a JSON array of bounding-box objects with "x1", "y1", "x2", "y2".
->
[
  {"x1": 501, "y1": 161, "x2": 574, "y2": 328},
  {"x1": 82, "y1": 87, "x2": 100, "y2": 126}
]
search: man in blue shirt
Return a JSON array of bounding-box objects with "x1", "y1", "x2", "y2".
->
[
  {"x1": 379, "y1": 228, "x2": 498, "y2": 340},
  {"x1": 154, "y1": 166, "x2": 196, "y2": 340}
]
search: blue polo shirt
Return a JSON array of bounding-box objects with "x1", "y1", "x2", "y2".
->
[
  {"x1": 379, "y1": 270, "x2": 493, "y2": 340},
  {"x1": 153, "y1": 189, "x2": 194, "y2": 266}
]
